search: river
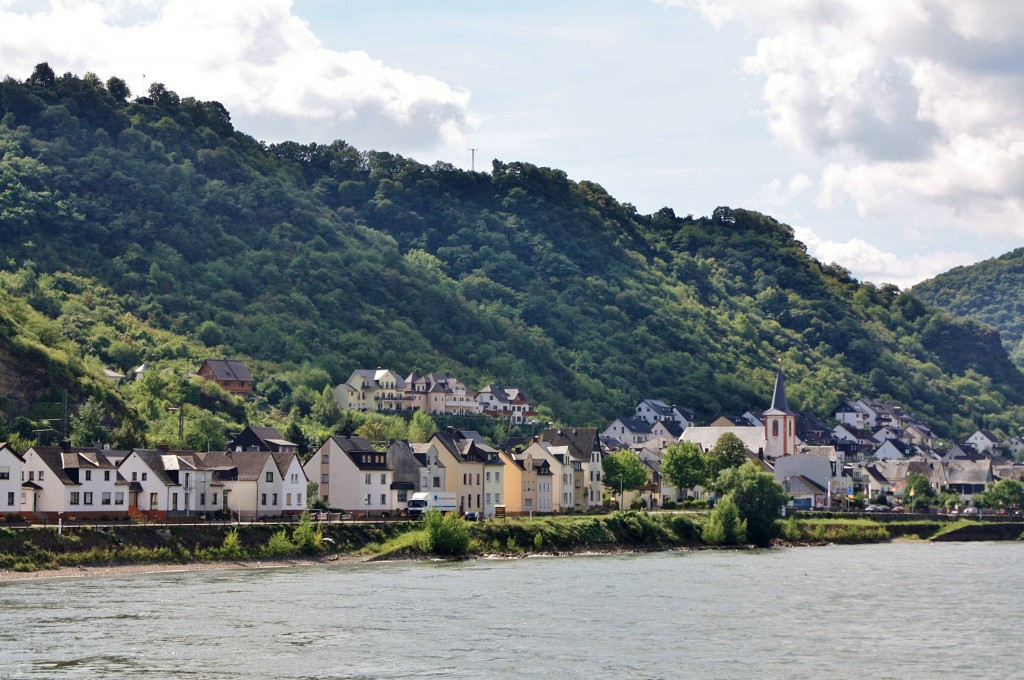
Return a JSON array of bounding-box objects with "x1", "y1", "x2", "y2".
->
[{"x1": 1, "y1": 542, "x2": 1022, "y2": 679}]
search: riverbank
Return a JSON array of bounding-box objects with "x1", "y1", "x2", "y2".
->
[{"x1": 2, "y1": 512, "x2": 1020, "y2": 579}]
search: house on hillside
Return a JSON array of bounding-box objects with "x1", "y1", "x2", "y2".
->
[
  {"x1": 635, "y1": 399, "x2": 694, "y2": 428},
  {"x1": 946, "y1": 459, "x2": 993, "y2": 501},
  {"x1": 198, "y1": 359, "x2": 253, "y2": 398},
  {"x1": 966, "y1": 430, "x2": 1002, "y2": 455},
  {"x1": 0, "y1": 444, "x2": 24, "y2": 517},
  {"x1": 334, "y1": 369, "x2": 409, "y2": 412},
  {"x1": 602, "y1": 417, "x2": 653, "y2": 446},
  {"x1": 476, "y1": 385, "x2": 535, "y2": 424},
  {"x1": 228, "y1": 425, "x2": 297, "y2": 453}
]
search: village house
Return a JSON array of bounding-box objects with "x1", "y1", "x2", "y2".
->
[
  {"x1": 197, "y1": 359, "x2": 254, "y2": 398},
  {"x1": 304, "y1": 435, "x2": 393, "y2": 514},
  {"x1": 410, "y1": 441, "x2": 447, "y2": 492},
  {"x1": 476, "y1": 384, "x2": 535, "y2": 424},
  {"x1": 634, "y1": 399, "x2": 694, "y2": 428},
  {"x1": 0, "y1": 443, "x2": 25, "y2": 517},
  {"x1": 117, "y1": 449, "x2": 228, "y2": 518},
  {"x1": 602, "y1": 417, "x2": 653, "y2": 447},
  {"x1": 334, "y1": 369, "x2": 410, "y2": 412},
  {"x1": 196, "y1": 450, "x2": 306, "y2": 519},
  {"x1": 538, "y1": 427, "x2": 605, "y2": 510},
  {"x1": 20, "y1": 445, "x2": 129, "y2": 520},
  {"x1": 227, "y1": 425, "x2": 298, "y2": 454},
  {"x1": 385, "y1": 441, "x2": 426, "y2": 511},
  {"x1": 430, "y1": 429, "x2": 504, "y2": 517}
]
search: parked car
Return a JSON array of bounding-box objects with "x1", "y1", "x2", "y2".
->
[
  {"x1": 890, "y1": 506, "x2": 905, "y2": 513},
  {"x1": 962, "y1": 507, "x2": 979, "y2": 517},
  {"x1": 864, "y1": 505, "x2": 888, "y2": 513},
  {"x1": 463, "y1": 511, "x2": 480, "y2": 522},
  {"x1": 307, "y1": 509, "x2": 328, "y2": 521}
]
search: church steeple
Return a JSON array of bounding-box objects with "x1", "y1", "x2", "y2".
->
[{"x1": 769, "y1": 368, "x2": 792, "y2": 414}]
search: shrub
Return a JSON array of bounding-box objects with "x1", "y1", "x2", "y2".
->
[
  {"x1": 702, "y1": 496, "x2": 747, "y2": 546},
  {"x1": 264, "y1": 529, "x2": 297, "y2": 557},
  {"x1": 661, "y1": 499, "x2": 678, "y2": 510},
  {"x1": 424, "y1": 510, "x2": 470, "y2": 555},
  {"x1": 293, "y1": 513, "x2": 324, "y2": 554},
  {"x1": 220, "y1": 528, "x2": 246, "y2": 560},
  {"x1": 533, "y1": 532, "x2": 543, "y2": 550}
]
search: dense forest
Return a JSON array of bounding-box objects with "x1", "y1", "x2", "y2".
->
[
  {"x1": 1, "y1": 64, "x2": 1023, "y2": 451},
  {"x1": 913, "y1": 248, "x2": 1024, "y2": 368}
]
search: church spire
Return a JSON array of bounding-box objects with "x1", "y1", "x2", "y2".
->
[{"x1": 769, "y1": 367, "x2": 791, "y2": 414}]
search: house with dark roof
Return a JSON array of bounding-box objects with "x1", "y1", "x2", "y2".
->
[
  {"x1": 0, "y1": 443, "x2": 24, "y2": 517},
  {"x1": 304, "y1": 436, "x2": 396, "y2": 515},
  {"x1": 477, "y1": 384, "x2": 535, "y2": 424},
  {"x1": 228, "y1": 425, "x2": 297, "y2": 453},
  {"x1": 966, "y1": 430, "x2": 1002, "y2": 455},
  {"x1": 601, "y1": 417, "x2": 653, "y2": 446},
  {"x1": 538, "y1": 427, "x2": 604, "y2": 509},
  {"x1": 198, "y1": 359, "x2": 254, "y2": 398},
  {"x1": 118, "y1": 449, "x2": 222, "y2": 518},
  {"x1": 429, "y1": 429, "x2": 504, "y2": 517},
  {"x1": 945, "y1": 459, "x2": 993, "y2": 500},
  {"x1": 21, "y1": 445, "x2": 129, "y2": 520},
  {"x1": 196, "y1": 450, "x2": 307, "y2": 519},
  {"x1": 634, "y1": 399, "x2": 695, "y2": 428}
]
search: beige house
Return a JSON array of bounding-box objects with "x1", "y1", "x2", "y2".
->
[
  {"x1": 430, "y1": 430, "x2": 504, "y2": 517},
  {"x1": 333, "y1": 369, "x2": 410, "y2": 412}
]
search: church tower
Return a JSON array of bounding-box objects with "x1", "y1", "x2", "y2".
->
[{"x1": 763, "y1": 368, "x2": 797, "y2": 458}]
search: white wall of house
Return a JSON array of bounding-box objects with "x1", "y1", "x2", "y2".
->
[
  {"x1": 119, "y1": 453, "x2": 179, "y2": 513},
  {"x1": 0, "y1": 446, "x2": 24, "y2": 515}
]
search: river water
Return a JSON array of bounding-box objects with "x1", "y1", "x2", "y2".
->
[{"x1": 1, "y1": 542, "x2": 1022, "y2": 679}]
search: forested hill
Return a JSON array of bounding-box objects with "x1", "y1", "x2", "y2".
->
[
  {"x1": 2, "y1": 66, "x2": 1024, "y2": 441},
  {"x1": 913, "y1": 248, "x2": 1024, "y2": 368}
]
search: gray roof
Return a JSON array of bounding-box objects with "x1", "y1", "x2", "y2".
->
[{"x1": 201, "y1": 359, "x2": 253, "y2": 382}]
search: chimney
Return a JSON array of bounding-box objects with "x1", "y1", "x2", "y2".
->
[
  {"x1": 60, "y1": 440, "x2": 71, "y2": 453},
  {"x1": 157, "y1": 443, "x2": 170, "y2": 452}
]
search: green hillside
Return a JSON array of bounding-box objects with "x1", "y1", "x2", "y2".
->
[
  {"x1": 913, "y1": 248, "x2": 1024, "y2": 368},
  {"x1": 1, "y1": 65, "x2": 1023, "y2": 446}
]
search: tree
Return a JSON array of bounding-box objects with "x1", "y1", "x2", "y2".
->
[
  {"x1": 702, "y1": 495, "x2": 747, "y2": 545},
  {"x1": 903, "y1": 471, "x2": 936, "y2": 510},
  {"x1": 602, "y1": 450, "x2": 648, "y2": 508},
  {"x1": 105, "y1": 76, "x2": 131, "y2": 102},
  {"x1": 707, "y1": 432, "x2": 749, "y2": 479},
  {"x1": 70, "y1": 397, "x2": 107, "y2": 446},
  {"x1": 407, "y1": 410, "x2": 438, "y2": 443},
  {"x1": 661, "y1": 440, "x2": 708, "y2": 493},
  {"x1": 284, "y1": 421, "x2": 309, "y2": 457},
  {"x1": 979, "y1": 479, "x2": 1024, "y2": 510},
  {"x1": 28, "y1": 62, "x2": 55, "y2": 88},
  {"x1": 714, "y1": 462, "x2": 789, "y2": 547}
]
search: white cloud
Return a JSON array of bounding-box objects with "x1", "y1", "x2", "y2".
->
[
  {"x1": 759, "y1": 172, "x2": 812, "y2": 207},
  {"x1": 666, "y1": 0, "x2": 1024, "y2": 241},
  {"x1": 0, "y1": 0, "x2": 474, "y2": 150},
  {"x1": 792, "y1": 224, "x2": 971, "y2": 289}
]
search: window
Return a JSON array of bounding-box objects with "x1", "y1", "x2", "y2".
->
[
  {"x1": 0, "y1": 467, "x2": 8, "y2": 480},
  {"x1": 266, "y1": 471, "x2": 274, "y2": 483},
  {"x1": 322, "y1": 454, "x2": 329, "y2": 463},
  {"x1": 104, "y1": 470, "x2": 111, "y2": 481},
  {"x1": 286, "y1": 493, "x2": 292, "y2": 506},
  {"x1": 463, "y1": 473, "x2": 468, "y2": 484},
  {"x1": 322, "y1": 474, "x2": 329, "y2": 483},
  {"x1": 70, "y1": 492, "x2": 80, "y2": 505},
  {"x1": 364, "y1": 473, "x2": 372, "y2": 485},
  {"x1": 485, "y1": 493, "x2": 491, "y2": 503},
  {"x1": 297, "y1": 494, "x2": 302, "y2": 506},
  {"x1": 28, "y1": 471, "x2": 34, "y2": 481},
  {"x1": 132, "y1": 471, "x2": 138, "y2": 481},
  {"x1": 171, "y1": 493, "x2": 178, "y2": 510},
  {"x1": 212, "y1": 493, "x2": 218, "y2": 505},
  {"x1": 364, "y1": 494, "x2": 371, "y2": 506},
  {"x1": 291, "y1": 473, "x2": 298, "y2": 483},
  {"x1": 772, "y1": 420, "x2": 779, "y2": 437},
  {"x1": 486, "y1": 472, "x2": 491, "y2": 482},
  {"x1": 397, "y1": 490, "x2": 407, "y2": 502},
  {"x1": 149, "y1": 492, "x2": 158, "y2": 509},
  {"x1": 272, "y1": 494, "x2": 278, "y2": 505},
  {"x1": 6, "y1": 492, "x2": 13, "y2": 506},
  {"x1": 101, "y1": 492, "x2": 111, "y2": 506},
  {"x1": 476, "y1": 494, "x2": 480, "y2": 507},
  {"x1": 476, "y1": 473, "x2": 481, "y2": 485},
  {"x1": 432, "y1": 476, "x2": 440, "y2": 488},
  {"x1": 200, "y1": 493, "x2": 206, "y2": 506},
  {"x1": 85, "y1": 470, "x2": 91, "y2": 481},
  {"x1": 495, "y1": 472, "x2": 501, "y2": 482},
  {"x1": 84, "y1": 492, "x2": 93, "y2": 505},
  {"x1": 261, "y1": 493, "x2": 267, "y2": 506},
  {"x1": 141, "y1": 473, "x2": 147, "y2": 481},
  {"x1": 495, "y1": 493, "x2": 501, "y2": 504},
  {"x1": 380, "y1": 473, "x2": 386, "y2": 485},
  {"x1": 380, "y1": 494, "x2": 386, "y2": 505}
]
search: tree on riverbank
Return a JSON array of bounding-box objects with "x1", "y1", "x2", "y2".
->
[{"x1": 714, "y1": 462, "x2": 788, "y2": 547}]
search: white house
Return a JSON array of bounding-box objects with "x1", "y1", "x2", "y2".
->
[
  {"x1": 966, "y1": 430, "x2": 1001, "y2": 455},
  {"x1": 21, "y1": 446, "x2": 129, "y2": 520},
  {"x1": 635, "y1": 399, "x2": 694, "y2": 428},
  {"x1": 118, "y1": 449, "x2": 226, "y2": 518},
  {"x1": 304, "y1": 436, "x2": 394, "y2": 515},
  {"x1": 602, "y1": 417, "x2": 653, "y2": 446},
  {"x1": 196, "y1": 450, "x2": 307, "y2": 519},
  {"x1": 0, "y1": 443, "x2": 24, "y2": 517}
]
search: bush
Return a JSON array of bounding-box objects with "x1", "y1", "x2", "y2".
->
[
  {"x1": 661, "y1": 499, "x2": 678, "y2": 510},
  {"x1": 219, "y1": 528, "x2": 246, "y2": 560},
  {"x1": 533, "y1": 532, "x2": 543, "y2": 550},
  {"x1": 264, "y1": 529, "x2": 297, "y2": 557},
  {"x1": 423, "y1": 510, "x2": 470, "y2": 555},
  {"x1": 293, "y1": 513, "x2": 324, "y2": 554},
  {"x1": 702, "y1": 496, "x2": 747, "y2": 546}
]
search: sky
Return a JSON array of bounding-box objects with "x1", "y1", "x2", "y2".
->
[{"x1": 2, "y1": 0, "x2": 1022, "y2": 288}]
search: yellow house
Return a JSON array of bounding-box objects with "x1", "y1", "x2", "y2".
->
[{"x1": 333, "y1": 368, "x2": 410, "y2": 412}]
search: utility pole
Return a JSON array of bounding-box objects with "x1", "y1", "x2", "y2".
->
[{"x1": 468, "y1": 148, "x2": 478, "y2": 172}]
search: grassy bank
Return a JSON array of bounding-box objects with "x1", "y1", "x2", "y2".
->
[{"x1": 0, "y1": 511, "x2": 1001, "y2": 572}]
